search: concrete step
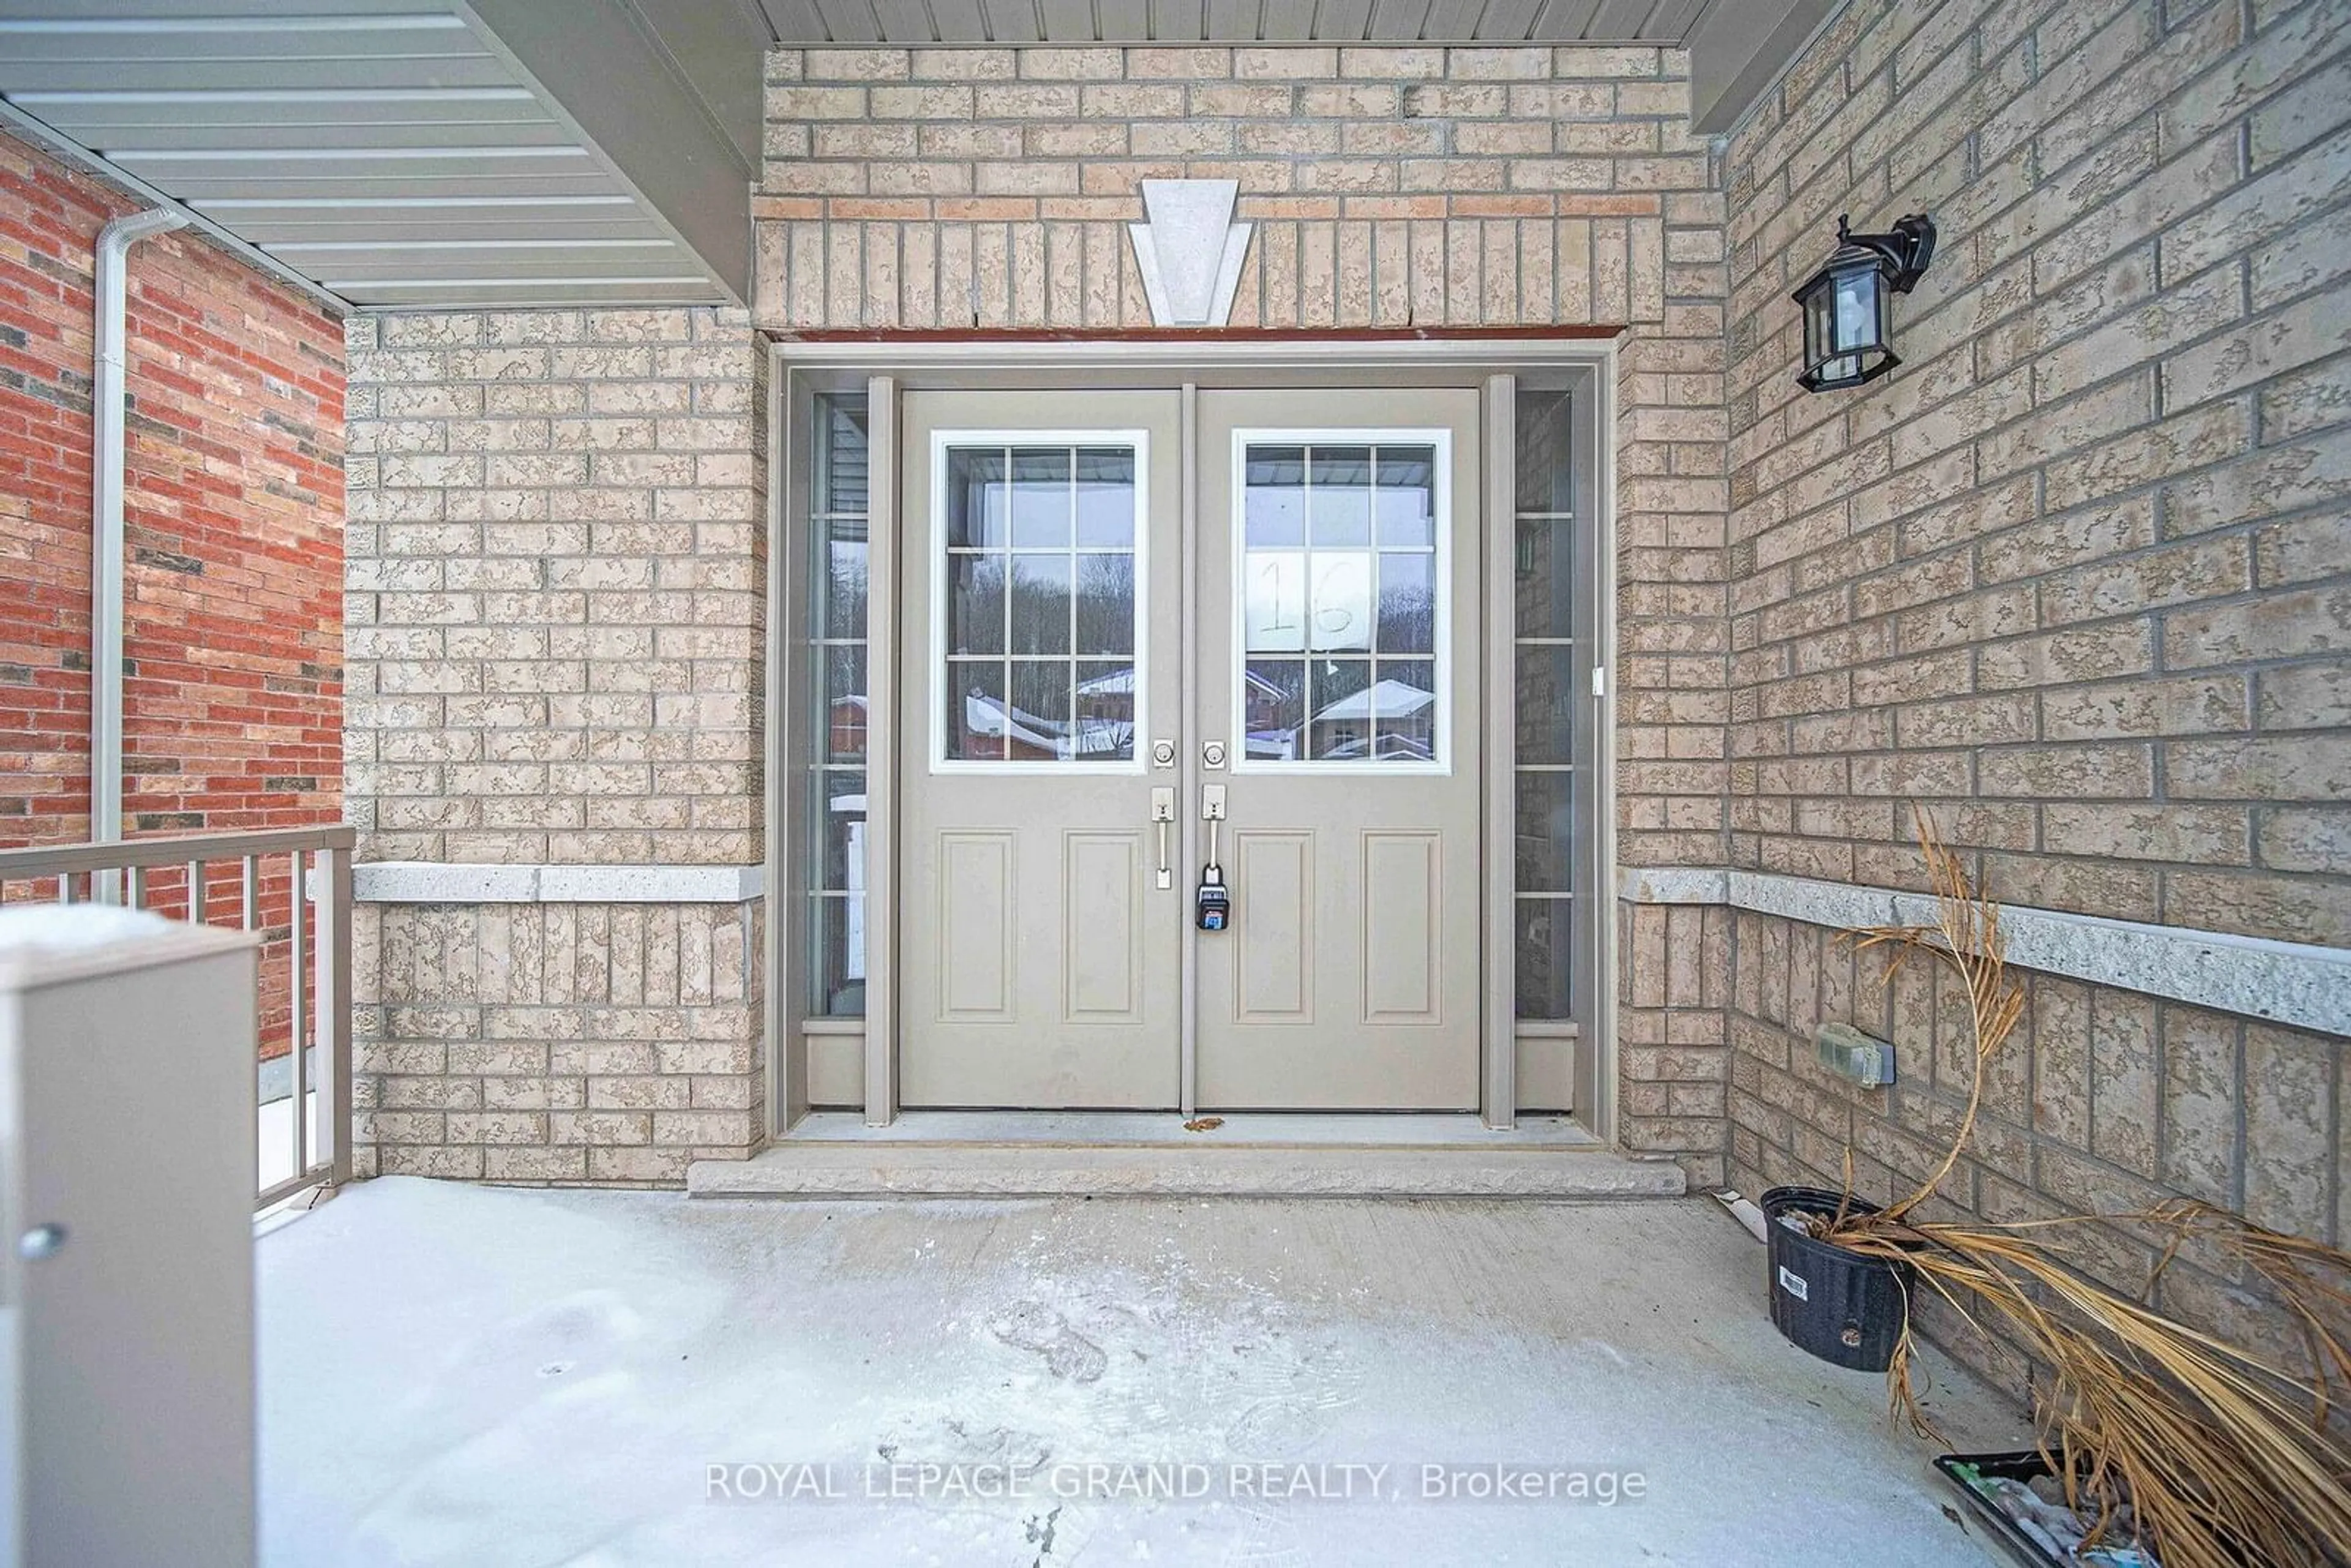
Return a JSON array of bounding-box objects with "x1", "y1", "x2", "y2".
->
[
  {"x1": 686, "y1": 1140, "x2": 1687, "y2": 1199},
  {"x1": 770, "y1": 1109, "x2": 1603, "y2": 1147}
]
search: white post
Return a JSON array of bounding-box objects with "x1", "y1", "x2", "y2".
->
[{"x1": 89, "y1": 207, "x2": 189, "y2": 898}]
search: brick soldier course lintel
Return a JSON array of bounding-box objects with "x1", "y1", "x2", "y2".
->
[{"x1": 772, "y1": 324, "x2": 1623, "y2": 341}]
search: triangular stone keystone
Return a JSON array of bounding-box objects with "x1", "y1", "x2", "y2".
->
[{"x1": 1128, "y1": 179, "x2": 1253, "y2": 329}]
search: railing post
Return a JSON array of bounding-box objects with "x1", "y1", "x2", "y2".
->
[
  {"x1": 314, "y1": 843, "x2": 353, "y2": 1188},
  {"x1": 0, "y1": 825, "x2": 358, "y2": 1207},
  {"x1": 288, "y1": 848, "x2": 307, "y2": 1180}
]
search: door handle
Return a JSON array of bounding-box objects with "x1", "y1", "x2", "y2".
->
[
  {"x1": 1200, "y1": 784, "x2": 1226, "y2": 880},
  {"x1": 1151, "y1": 787, "x2": 1175, "y2": 890}
]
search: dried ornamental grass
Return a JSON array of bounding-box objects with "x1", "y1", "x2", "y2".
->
[{"x1": 1801, "y1": 810, "x2": 2351, "y2": 1568}]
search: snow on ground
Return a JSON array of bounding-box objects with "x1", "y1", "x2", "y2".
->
[{"x1": 258, "y1": 1178, "x2": 2023, "y2": 1566}]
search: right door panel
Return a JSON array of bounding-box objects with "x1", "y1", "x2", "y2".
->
[{"x1": 1194, "y1": 389, "x2": 1483, "y2": 1110}]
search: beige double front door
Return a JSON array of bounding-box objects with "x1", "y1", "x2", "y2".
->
[{"x1": 899, "y1": 386, "x2": 1481, "y2": 1111}]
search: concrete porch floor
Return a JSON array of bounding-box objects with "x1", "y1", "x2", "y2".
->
[{"x1": 258, "y1": 1178, "x2": 2027, "y2": 1566}]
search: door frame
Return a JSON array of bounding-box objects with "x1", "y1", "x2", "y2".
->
[{"x1": 766, "y1": 337, "x2": 1618, "y2": 1139}]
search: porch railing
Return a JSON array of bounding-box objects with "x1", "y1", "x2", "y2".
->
[{"x1": 0, "y1": 827, "x2": 356, "y2": 1209}]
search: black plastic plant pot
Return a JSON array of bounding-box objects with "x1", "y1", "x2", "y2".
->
[{"x1": 1760, "y1": 1185, "x2": 1911, "y2": 1372}]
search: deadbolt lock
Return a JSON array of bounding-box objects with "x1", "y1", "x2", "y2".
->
[
  {"x1": 1150, "y1": 737, "x2": 1176, "y2": 768},
  {"x1": 1202, "y1": 739, "x2": 1228, "y2": 769}
]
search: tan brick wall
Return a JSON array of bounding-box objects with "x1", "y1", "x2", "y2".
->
[
  {"x1": 343, "y1": 305, "x2": 771, "y2": 1182},
  {"x1": 1722, "y1": 0, "x2": 2351, "y2": 948},
  {"x1": 754, "y1": 44, "x2": 1704, "y2": 332},
  {"x1": 345, "y1": 307, "x2": 767, "y2": 867},
  {"x1": 1713, "y1": 0, "x2": 2351, "y2": 1371},
  {"x1": 759, "y1": 43, "x2": 1736, "y2": 1172},
  {"x1": 353, "y1": 899, "x2": 764, "y2": 1184},
  {"x1": 1618, "y1": 900, "x2": 1733, "y2": 1186},
  {"x1": 1616, "y1": 245, "x2": 1734, "y2": 1174},
  {"x1": 330, "y1": 15, "x2": 2349, "y2": 1206},
  {"x1": 1725, "y1": 902, "x2": 2344, "y2": 1398}
]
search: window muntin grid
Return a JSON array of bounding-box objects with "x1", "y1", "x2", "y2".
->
[
  {"x1": 934, "y1": 437, "x2": 1146, "y2": 770},
  {"x1": 1235, "y1": 438, "x2": 1447, "y2": 769}
]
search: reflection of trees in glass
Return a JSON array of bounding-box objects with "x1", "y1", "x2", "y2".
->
[
  {"x1": 1074, "y1": 555, "x2": 1134, "y2": 654},
  {"x1": 1376, "y1": 569, "x2": 1433, "y2": 652},
  {"x1": 825, "y1": 535, "x2": 868, "y2": 639},
  {"x1": 994, "y1": 552, "x2": 1134, "y2": 655},
  {"x1": 942, "y1": 443, "x2": 1139, "y2": 763},
  {"x1": 948, "y1": 556, "x2": 1005, "y2": 653},
  {"x1": 1006, "y1": 556, "x2": 1071, "y2": 654}
]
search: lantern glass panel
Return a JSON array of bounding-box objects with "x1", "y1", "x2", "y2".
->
[{"x1": 1834, "y1": 267, "x2": 1877, "y2": 354}]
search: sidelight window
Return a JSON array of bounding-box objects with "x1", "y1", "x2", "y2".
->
[
  {"x1": 1513, "y1": 386, "x2": 1578, "y2": 1021},
  {"x1": 809, "y1": 392, "x2": 869, "y2": 1016}
]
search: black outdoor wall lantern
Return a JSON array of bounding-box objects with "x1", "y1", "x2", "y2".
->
[{"x1": 1793, "y1": 212, "x2": 1937, "y2": 392}]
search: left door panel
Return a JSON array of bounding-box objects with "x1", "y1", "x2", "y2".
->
[{"x1": 898, "y1": 389, "x2": 1185, "y2": 1107}]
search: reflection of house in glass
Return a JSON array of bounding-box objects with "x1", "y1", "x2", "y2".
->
[
  {"x1": 953, "y1": 663, "x2": 1138, "y2": 760},
  {"x1": 1244, "y1": 665, "x2": 1436, "y2": 761},
  {"x1": 1243, "y1": 666, "x2": 1298, "y2": 759},
  {"x1": 1307, "y1": 676, "x2": 1434, "y2": 760},
  {"x1": 827, "y1": 694, "x2": 867, "y2": 760}
]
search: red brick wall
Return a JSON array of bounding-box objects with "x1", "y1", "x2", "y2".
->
[{"x1": 0, "y1": 128, "x2": 344, "y2": 847}]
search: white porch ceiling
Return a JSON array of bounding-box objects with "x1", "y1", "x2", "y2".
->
[{"x1": 0, "y1": 0, "x2": 747, "y2": 310}]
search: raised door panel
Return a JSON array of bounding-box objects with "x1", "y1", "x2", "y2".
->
[
  {"x1": 1232, "y1": 830, "x2": 1313, "y2": 1022},
  {"x1": 1361, "y1": 830, "x2": 1441, "y2": 1022},
  {"x1": 1063, "y1": 831, "x2": 1142, "y2": 1021},
  {"x1": 937, "y1": 831, "x2": 1015, "y2": 1020}
]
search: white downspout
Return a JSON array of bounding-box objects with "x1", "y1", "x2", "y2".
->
[{"x1": 90, "y1": 207, "x2": 187, "y2": 883}]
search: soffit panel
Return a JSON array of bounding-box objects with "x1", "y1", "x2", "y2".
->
[{"x1": 0, "y1": 0, "x2": 734, "y2": 309}]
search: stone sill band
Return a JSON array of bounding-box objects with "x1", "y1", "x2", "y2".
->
[
  {"x1": 347, "y1": 862, "x2": 2345, "y2": 1033},
  {"x1": 1621, "y1": 868, "x2": 2349, "y2": 1038},
  {"x1": 353, "y1": 863, "x2": 765, "y2": 905}
]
